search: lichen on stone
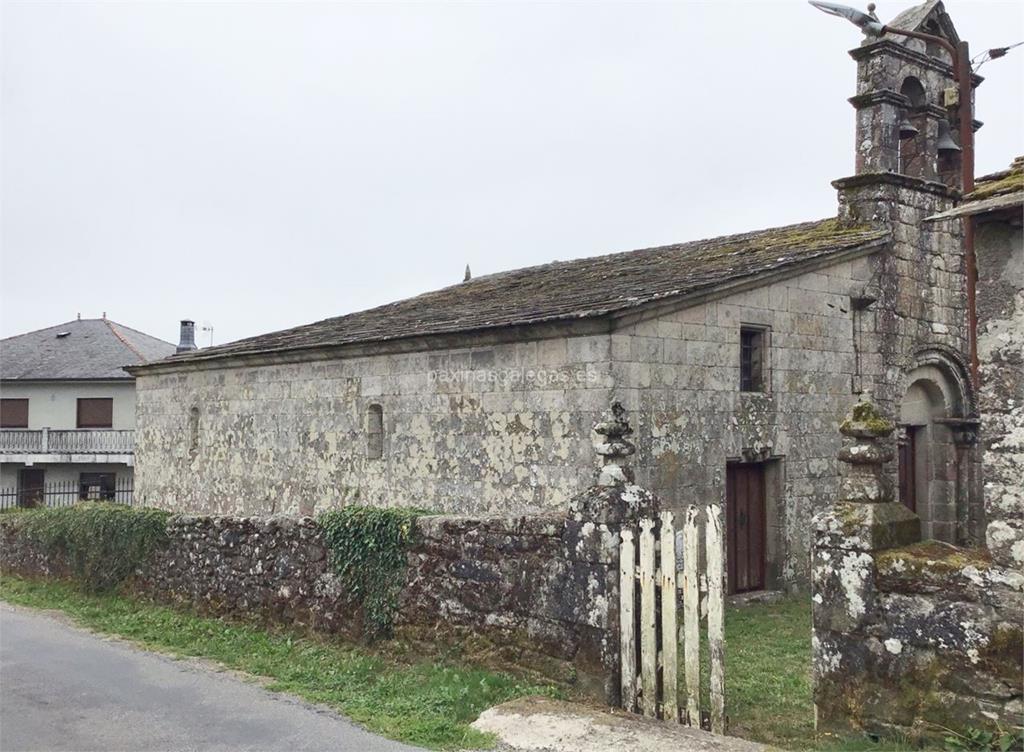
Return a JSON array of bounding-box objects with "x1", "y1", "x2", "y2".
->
[{"x1": 876, "y1": 540, "x2": 993, "y2": 579}]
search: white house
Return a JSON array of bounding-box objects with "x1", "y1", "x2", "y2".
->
[{"x1": 0, "y1": 317, "x2": 179, "y2": 506}]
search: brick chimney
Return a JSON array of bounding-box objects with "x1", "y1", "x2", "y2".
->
[{"x1": 176, "y1": 320, "x2": 198, "y2": 353}]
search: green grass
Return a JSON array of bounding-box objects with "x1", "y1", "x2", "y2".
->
[
  {"x1": 0, "y1": 575, "x2": 558, "y2": 750},
  {"x1": 721, "y1": 596, "x2": 918, "y2": 751},
  {"x1": 722, "y1": 596, "x2": 818, "y2": 748},
  {"x1": 0, "y1": 575, "x2": 947, "y2": 751}
]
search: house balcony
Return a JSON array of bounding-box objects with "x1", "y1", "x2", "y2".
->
[{"x1": 0, "y1": 429, "x2": 134, "y2": 465}]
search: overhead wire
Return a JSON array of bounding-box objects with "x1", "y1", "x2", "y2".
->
[{"x1": 972, "y1": 41, "x2": 1024, "y2": 72}]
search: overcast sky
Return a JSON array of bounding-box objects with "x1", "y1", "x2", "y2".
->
[{"x1": 2, "y1": 0, "x2": 1021, "y2": 346}]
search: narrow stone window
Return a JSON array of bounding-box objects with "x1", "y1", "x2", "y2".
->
[
  {"x1": 188, "y1": 406, "x2": 200, "y2": 459},
  {"x1": 367, "y1": 404, "x2": 384, "y2": 460},
  {"x1": 740, "y1": 327, "x2": 767, "y2": 392}
]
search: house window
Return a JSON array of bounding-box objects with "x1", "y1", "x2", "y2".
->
[
  {"x1": 77, "y1": 398, "x2": 113, "y2": 428},
  {"x1": 740, "y1": 327, "x2": 768, "y2": 392},
  {"x1": 1, "y1": 398, "x2": 29, "y2": 428},
  {"x1": 79, "y1": 472, "x2": 116, "y2": 500},
  {"x1": 367, "y1": 404, "x2": 384, "y2": 460}
]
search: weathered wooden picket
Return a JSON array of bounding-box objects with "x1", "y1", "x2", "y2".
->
[{"x1": 619, "y1": 505, "x2": 725, "y2": 733}]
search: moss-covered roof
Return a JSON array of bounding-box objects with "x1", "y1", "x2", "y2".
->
[
  {"x1": 966, "y1": 156, "x2": 1024, "y2": 202},
  {"x1": 144, "y1": 217, "x2": 885, "y2": 367},
  {"x1": 926, "y1": 156, "x2": 1024, "y2": 222}
]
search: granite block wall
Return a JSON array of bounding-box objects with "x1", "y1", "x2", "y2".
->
[
  {"x1": 612, "y1": 254, "x2": 879, "y2": 588},
  {"x1": 133, "y1": 204, "x2": 974, "y2": 588},
  {"x1": 134, "y1": 255, "x2": 905, "y2": 588},
  {"x1": 134, "y1": 338, "x2": 613, "y2": 518}
]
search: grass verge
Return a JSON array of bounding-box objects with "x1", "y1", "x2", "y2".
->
[
  {"x1": 0, "y1": 575, "x2": 557, "y2": 750},
  {"x1": 723, "y1": 596, "x2": 918, "y2": 751}
]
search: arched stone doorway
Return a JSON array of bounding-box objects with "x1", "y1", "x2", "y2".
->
[{"x1": 898, "y1": 353, "x2": 979, "y2": 544}]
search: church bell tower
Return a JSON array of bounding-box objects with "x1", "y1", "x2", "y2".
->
[
  {"x1": 844, "y1": 0, "x2": 977, "y2": 191},
  {"x1": 829, "y1": 1, "x2": 982, "y2": 547}
]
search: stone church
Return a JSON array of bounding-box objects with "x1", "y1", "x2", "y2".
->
[{"x1": 133, "y1": 1, "x2": 997, "y2": 590}]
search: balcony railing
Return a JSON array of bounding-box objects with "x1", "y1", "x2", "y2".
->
[{"x1": 0, "y1": 429, "x2": 134, "y2": 455}]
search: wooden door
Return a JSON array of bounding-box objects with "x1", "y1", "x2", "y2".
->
[
  {"x1": 898, "y1": 427, "x2": 917, "y2": 512},
  {"x1": 726, "y1": 462, "x2": 766, "y2": 594},
  {"x1": 18, "y1": 468, "x2": 45, "y2": 508}
]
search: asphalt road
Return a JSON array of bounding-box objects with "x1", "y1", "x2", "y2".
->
[{"x1": 0, "y1": 604, "x2": 421, "y2": 752}]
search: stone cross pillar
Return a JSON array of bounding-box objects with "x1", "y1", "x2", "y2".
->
[
  {"x1": 562, "y1": 401, "x2": 660, "y2": 705},
  {"x1": 811, "y1": 392, "x2": 921, "y2": 731}
]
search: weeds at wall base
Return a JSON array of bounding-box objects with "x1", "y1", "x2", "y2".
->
[{"x1": 9, "y1": 503, "x2": 169, "y2": 592}]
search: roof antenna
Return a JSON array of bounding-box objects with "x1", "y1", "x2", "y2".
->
[{"x1": 464, "y1": 264, "x2": 472, "y2": 282}]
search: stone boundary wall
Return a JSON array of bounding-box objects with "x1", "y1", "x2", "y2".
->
[
  {"x1": 0, "y1": 510, "x2": 618, "y2": 696},
  {"x1": 400, "y1": 514, "x2": 617, "y2": 696},
  {"x1": 812, "y1": 395, "x2": 1023, "y2": 739},
  {"x1": 814, "y1": 535, "x2": 1023, "y2": 737}
]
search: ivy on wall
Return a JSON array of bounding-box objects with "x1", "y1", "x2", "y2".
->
[
  {"x1": 318, "y1": 506, "x2": 425, "y2": 641},
  {"x1": 14, "y1": 503, "x2": 170, "y2": 592}
]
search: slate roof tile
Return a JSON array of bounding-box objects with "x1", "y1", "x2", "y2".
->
[
  {"x1": 1, "y1": 319, "x2": 176, "y2": 380},
  {"x1": 156, "y1": 217, "x2": 886, "y2": 367}
]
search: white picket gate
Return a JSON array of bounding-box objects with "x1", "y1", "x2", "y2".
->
[{"x1": 618, "y1": 505, "x2": 725, "y2": 733}]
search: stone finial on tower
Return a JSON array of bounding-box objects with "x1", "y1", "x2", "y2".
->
[
  {"x1": 592, "y1": 401, "x2": 635, "y2": 487},
  {"x1": 838, "y1": 391, "x2": 895, "y2": 504}
]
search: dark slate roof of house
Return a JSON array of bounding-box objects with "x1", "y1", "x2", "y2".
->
[
  {"x1": 1, "y1": 319, "x2": 176, "y2": 380},
  {"x1": 150, "y1": 218, "x2": 886, "y2": 368}
]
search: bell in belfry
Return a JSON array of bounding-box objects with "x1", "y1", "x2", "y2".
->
[
  {"x1": 898, "y1": 118, "x2": 919, "y2": 140},
  {"x1": 937, "y1": 120, "x2": 961, "y2": 154}
]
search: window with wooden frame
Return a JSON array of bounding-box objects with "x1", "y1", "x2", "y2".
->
[
  {"x1": 366, "y1": 404, "x2": 384, "y2": 460},
  {"x1": 77, "y1": 398, "x2": 113, "y2": 428},
  {"x1": 1, "y1": 398, "x2": 29, "y2": 428},
  {"x1": 739, "y1": 326, "x2": 769, "y2": 393}
]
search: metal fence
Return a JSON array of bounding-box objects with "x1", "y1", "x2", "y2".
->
[{"x1": 0, "y1": 478, "x2": 134, "y2": 511}]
